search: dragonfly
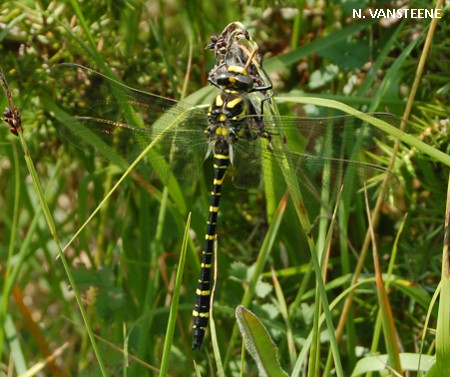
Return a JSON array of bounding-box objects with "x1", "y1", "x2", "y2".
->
[{"x1": 51, "y1": 61, "x2": 396, "y2": 350}]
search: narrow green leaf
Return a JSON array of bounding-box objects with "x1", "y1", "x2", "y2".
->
[
  {"x1": 280, "y1": 97, "x2": 450, "y2": 167},
  {"x1": 4, "y1": 314, "x2": 26, "y2": 374},
  {"x1": 159, "y1": 213, "x2": 191, "y2": 377},
  {"x1": 225, "y1": 194, "x2": 287, "y2": 362},
  {"x1": 265, "y1": 19, "x2": 378, "y2": 73},
  {"x1": 1, "y1": 65, "x2": 108, "y2": 376},
  {"x1": 436, "y1": 173, "x2": 450, "y2": 375}
]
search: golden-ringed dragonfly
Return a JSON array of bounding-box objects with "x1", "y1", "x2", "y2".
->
[
  {"x1": 51, "y1": 61, "x2": 397, "y2": 350},
  {"x1": 192, "y1": 57, "x2": 274, "y2": 349}
]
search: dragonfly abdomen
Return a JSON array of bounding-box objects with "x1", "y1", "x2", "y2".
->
[{"x1": 192, "y1": 151, "x2": 230, "y2": 350}]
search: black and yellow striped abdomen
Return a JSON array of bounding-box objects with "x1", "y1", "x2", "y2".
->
[
  {"x1": 191, "y1": 80, "x2": 262, "y2": 350},
  {"x1": 192, "y1": 152, "x2": 230, "y2": 350}
]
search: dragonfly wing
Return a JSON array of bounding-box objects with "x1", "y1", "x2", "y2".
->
[
  {"x1": 230, "y1": 138, "x2": 264, "y2": 189},
  {"x1": 52, "y1": 64, "x2": 210, "y2": 181},
  {"x1": 250, "y1": 112, "x2": 399, "y2": 217}
]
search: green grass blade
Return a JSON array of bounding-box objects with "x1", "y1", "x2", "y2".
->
[
  {"x1": 210, "y1": 237, "x2": 226, "y2": 377},
  {"x1": 17, "y1": 130, "x2": 109, "y2": 376},
  {"x1": 0, "y1": 140, "x2": 21, "y2": 359},
  {"x1": 5, "y1": 314, "x2": 26, "y2": 374},
  {"x1": 366, "y1": 194, "x2": 402, "y2": 374},
  {"x1": 436, "y1": 173, "x2": 450, "y2": 375},
  {"x1": 43, "y1": 81, "x2": 195, "y2": 251},
  {"x1": 0, "y1": 67, "x2": 108, "y2": 376},
  {"x1": 271, "y1": 269, "x2": 297, "y2": 366},
  {"x1": 368, "y1": 36, "x2": 419, "y2": 112},
  {"x1": 355, "y1": 20, "x2": 405, "y2": 99},
  {"x1": 68, "y1": 0, "x2": 108, "y2": 70},
  {"x1": 225, "y1": 194, "x2": 287, "y2": 365},
  {"x1": 269, "y1": 109, "x2": 345, "y2": 377},
  {"x1": 159, "y1": 213, "x2": 191, "y2": 377},
  {"x1": 280, "y1": 96, "x2": 450, "y2": 167},
  {"x1": 418, "y1": 283, "x2": 440, "y2": 377},
  {"x1": 367, "y1": 214, "x2": 408, "y2": 376},
  {"x1": 265, "y1": 19, "x2": 379, "y2": 73},
  {"x1": 291, "y1": 277, "x2": 375, "y2": 377}
]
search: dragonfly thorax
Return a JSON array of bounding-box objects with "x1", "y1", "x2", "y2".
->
[
  {"x1": 207, "y1": 91, "x2": 248, "y2": 132},
  {"x1": 214, "y1": 65, "x2": 254, "y2": 93},
  {"x1": 206, "y1": 91, "x2": 252, "y2": 158}
]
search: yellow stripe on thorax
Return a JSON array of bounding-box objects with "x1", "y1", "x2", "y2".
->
[
  {"x1": 228, "y1": 65, "x2": 248, "y2": 75},
  {"x1": 227, "y1": 97, "x2": 243, "y2": 109}
]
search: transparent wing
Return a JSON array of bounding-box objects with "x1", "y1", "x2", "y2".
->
[
  {"x1": 52, "y1": 64, "x2": 398, "y2": 213},
  {"x1": 51, "y1": 63, "x2": 210, "y2": 180},
  {"x1": 233, "y1": 112, "x2": 396, "y2": 181},
  {"x1": 232, "y1": 112, "x2": 398, "y2": 216}
]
